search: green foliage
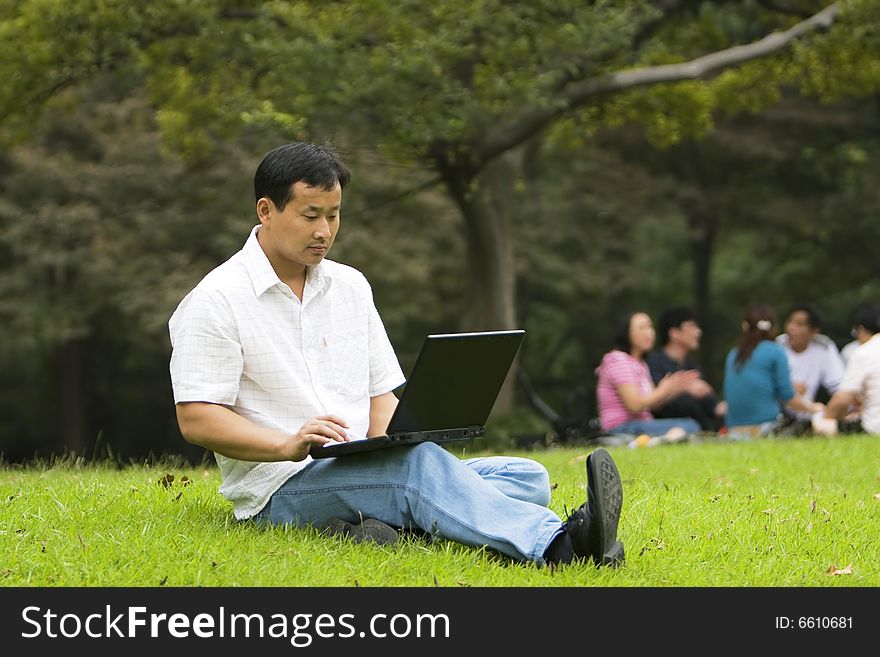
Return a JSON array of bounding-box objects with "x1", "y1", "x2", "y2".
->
[{"x1": 2, "y1": 0, "x2": 880, "y2": 458}]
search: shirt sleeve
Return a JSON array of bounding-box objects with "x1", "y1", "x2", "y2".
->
[
  {"x1": 822, "y1": 345, "x2": 846, "y2": 393},
  {"x1": 168, "y1": 287, "x2": 243, "y2": 405},
  {"x1": 838, "y1": 356, "x2": 866, "y2": 394},
  {"x1": 364, "y1": 286, "x2": 406, "y2": 397},
  {"x1": 772, "y1": 346, "x2": 795, "y2": 403}
]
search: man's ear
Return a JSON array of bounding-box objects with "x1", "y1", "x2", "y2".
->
[{"x1": 256, "y1": 197, "x2": 274, "y2": 225}]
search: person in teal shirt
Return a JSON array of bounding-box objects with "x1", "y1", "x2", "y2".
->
[{"x1": 724, "y1": 304, "x2": 823, "y2": 436}]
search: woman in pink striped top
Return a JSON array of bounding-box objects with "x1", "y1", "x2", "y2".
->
[{"x1": 595, "y1": 312, "x2": 702, "y2": 438}]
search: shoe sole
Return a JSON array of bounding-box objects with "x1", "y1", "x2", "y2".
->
[
  {"x1": 586, "y1": 448, "x2": 625, "y2": 567},
  {"x1": 351, "y1": 518, "x2": 399, "y2": 546},
  {"x1": 323, "y1": 518, "x2": 399, "y2": 546}
]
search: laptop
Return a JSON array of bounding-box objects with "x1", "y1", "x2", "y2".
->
[{"x1": 309, "y1": 329, "x2": 525, "y2": 459}]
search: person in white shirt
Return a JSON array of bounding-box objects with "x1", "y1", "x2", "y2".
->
[
  {"x1": 168, "y1": 142, "x2": 625, "y2": 567},
  {"x1": 823, "y1": 305, "x2": 880, "y2": 435},
  {"x1": 775, "y1": 305, "x2": 845, "y2": 416}
]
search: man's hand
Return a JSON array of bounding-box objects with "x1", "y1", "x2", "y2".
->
[
  {"x1": 287, "y1": 415, "x2": 351, "y2": 461},
  {"x1": 657, "y1": 370, "x2": 702, "y2": 398},
  {"x1": 176, "y1": 402, "x2": 352, "y2": 463},
  {"x1": 684, "y1": 378, "x2": 713, "y2": 398}
]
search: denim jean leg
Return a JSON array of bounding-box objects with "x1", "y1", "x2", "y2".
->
[
  {"x1": 611, "y1": 417, "x2": 700, "y2": 436},
  {"x1": 462, "y1": 456, "x2": 552, "y2": 507},
  {"x1": 259, "y1": 442, "x2": 562, "y2": 563}
]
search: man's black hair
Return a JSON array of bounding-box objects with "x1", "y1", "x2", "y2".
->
[
  {"x1": 786, "y1": 303, "x2": 823, "y2": 330},
  {"x1": 852, "y1": 304, "x2": 880, "y2": 335},
  {"x1": 254, "y1": 142, "x2": 351, "y2": 211},
  {"x1": 657, "y1": 306, "x2": 697, "y2": 346}
]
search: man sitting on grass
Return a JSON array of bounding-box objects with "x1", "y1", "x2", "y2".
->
[
  {"x1": 168, "y1": 141, "x2": 625, "y2": 568},
  {"x1": 646, "y1": 307, "x2": 726, "y2": 432},
  {"x1": 820, "y1": 304, "x2": 880, "y2": 436}
]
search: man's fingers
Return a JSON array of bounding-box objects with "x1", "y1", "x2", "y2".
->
[
  {"x1": 304, "y1": 420, "x2": 348, "y2": 443},
  {"x1": 317, "y1": 414, "x2": 350, "y2": 428}
]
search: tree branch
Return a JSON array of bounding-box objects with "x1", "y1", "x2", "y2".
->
[
  {"x1": 350, "y1": 175, "x2": 444, "y2": 220},
  {"x1": 757, "y1": 0, "x2": 819, "y2": 19},
  {"x1": 478, "y1": 1, "x2": 840, "y2": 163}
]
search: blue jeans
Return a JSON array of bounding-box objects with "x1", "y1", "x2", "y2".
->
[
  {"x1": 252, "y1": 442, "x2": 563, "y2": 564},
  {"x1": 608, "y1": 417, "x2": 700, "y2": 437}
]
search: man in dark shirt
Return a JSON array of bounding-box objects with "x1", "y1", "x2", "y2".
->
[{"x1": 646, "y1": 307, "x2": 725, "y2": 432}]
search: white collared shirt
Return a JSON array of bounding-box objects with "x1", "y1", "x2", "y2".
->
[
  {"x1": 776, "y1": 333, "x2": 845, "y2": 405},
  {"x1": 839, "y1": 334, "x2": 880, "y2": 434},
  {"x1": 169, "y1": 226, "x2": 405, "y2": 519}
]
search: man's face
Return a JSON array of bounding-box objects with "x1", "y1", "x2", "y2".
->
[
  {"x1": 669, "y1": 320, "x2": 702, "y2": 352},
  {"x1": 257, "y1": 181, "x2": 342, "y2": 272},
  {"x1": 785, "y1": 311, "x2": 817, "y2": 352}
]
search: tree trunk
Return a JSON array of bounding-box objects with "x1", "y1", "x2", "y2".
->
[
  {"x1": 438, "y1": 152, "x2": 521, "y2": 412},
  {"x1": 686, "y1": 210, "x2": 718, "y2": 384},
  {"x1": 54, "y1": 339, "x2": 89, "y2": 455}
]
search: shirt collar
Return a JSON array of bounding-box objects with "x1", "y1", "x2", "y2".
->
[{"x1": 242, "y1": 225, "x2": 332, "y2": 298}]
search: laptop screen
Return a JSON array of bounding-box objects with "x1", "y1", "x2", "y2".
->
[{"x1": 385, "y1": 330, "x2": 525, "y2": 435}]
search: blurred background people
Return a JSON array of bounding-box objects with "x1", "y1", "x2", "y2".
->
[
  {"x1": 841, "y1": 303, "x2": 877, "y2": 366},
  {"x1": 646, "y1": 307, "x2": 726, "y2": 432},
  {"x1": 724, "y1": 304, "x2": 823, "y2": 437},
  {"x1": 595, "y1": 311, "x2": 701, "y2": 439},
  {"x1": 775, "y1": 304, "x2": 844, "y2": 413},
  {"x1": 822, "y1": 304, "x2": 880, "y2": 435}
]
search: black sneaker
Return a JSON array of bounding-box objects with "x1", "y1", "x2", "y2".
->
[
  {"x1": 323, "y1": 518, "x2": 399, "y2": 546},
  {"x1": 548, "y1": 448, "x2": 624, "y2": 568}
]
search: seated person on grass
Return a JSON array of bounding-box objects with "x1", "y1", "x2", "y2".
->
[
  {"x1": 820, "y1": 304, "x2": 880, "y2": 436},
  {"x1": 646, "y1": 307, "x2": 725, "y2": 432},
  {"x1": 723, "y1": 304, "x2": 823, "y2": 438},
  {"x1": 775, "y1": 304, "x2": 845, "y2": 414},
  {"x1": 595, "y1": 311, "x2": 701, "y2": 440},
  {"x1": 168, "y1": 142, "x2": 624, "y2": 569}
]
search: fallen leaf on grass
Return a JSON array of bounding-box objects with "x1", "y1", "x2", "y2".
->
[
  {"x1": 826, "y1": 564, "x2": 853, "y2": 576},
  {"x1": 159, "y1": 576, "x2": 168, "y2": 586},
  {"x1": 158, "y1": 473, "x2": 174, "y2": 488},
  {"x1": 873, "y1": 493, "x2": 880, "y2": 501}
]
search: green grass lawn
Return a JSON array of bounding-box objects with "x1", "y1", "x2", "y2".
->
[{"x1": 2, "y1": 435, "x2": 878, "y2": 587}]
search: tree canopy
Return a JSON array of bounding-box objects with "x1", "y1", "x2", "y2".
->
[{"x1": 1, "y1": 0, "x2": 879, "y2": 457}]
